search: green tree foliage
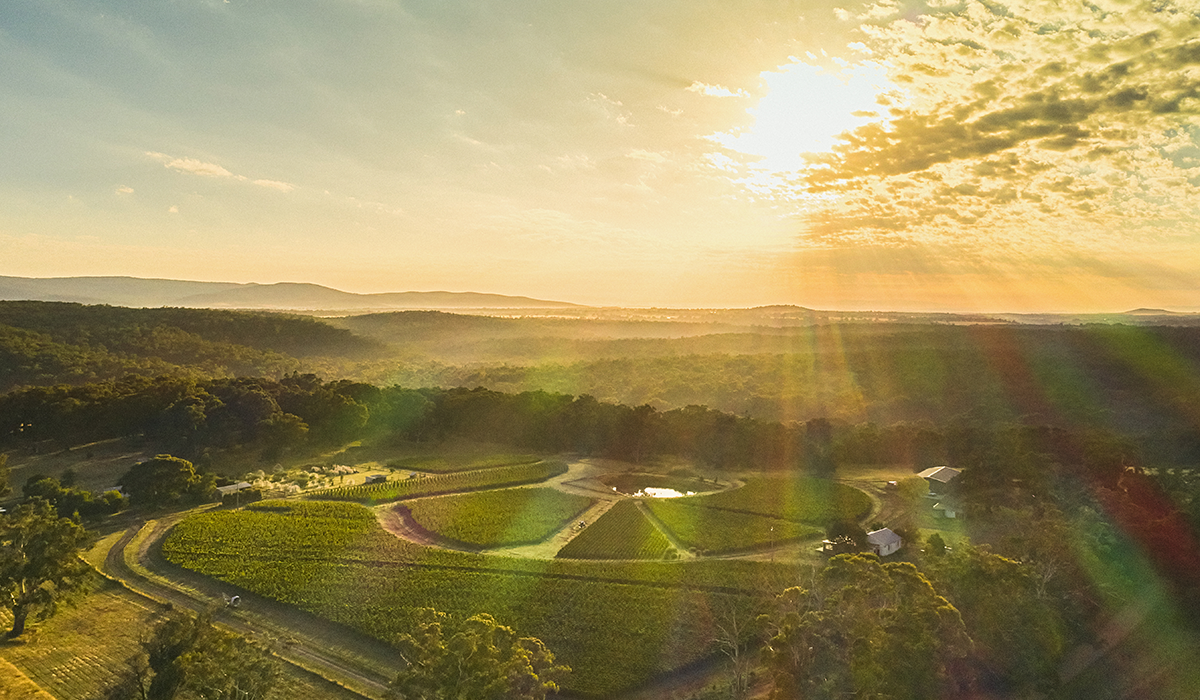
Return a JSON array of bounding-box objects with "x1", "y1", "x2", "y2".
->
[
  {"x1": 108, "y1": 608, "x2": 278, "y2": 700},
  {"x1": 762, "y1": 554, "x2": 972, "y2": 700},
  {"x1": 119, "y1": 455, "x2": 215, "y2": 507},
  {"x1": 925, "y1": 532, "x2": 947, "y2": 557},
  {"x1": 21, "y1": 474, "x2": 122, "y2": 519},
  {"x1": 923, "y1": 545, "x2": 1067, "y2": 695},
  {"x1": 0, "y1": 500, "x2": 90, "y2": 637},
  {"x1": 388, "y1": 607, "x2": 568, "y2": 700}
]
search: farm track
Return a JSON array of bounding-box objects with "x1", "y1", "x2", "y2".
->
[
  {"x1": 101, "y1": 518, "x2": 396, "y2": 700},
  {"x1": 634, "y1": 500, "x2": 695, "y2": 559},
  {"x1": 492, "y1": 496, "x2": 621, "y2": 559}
]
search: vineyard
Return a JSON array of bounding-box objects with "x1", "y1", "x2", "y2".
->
[
  {"x1": 644, "y1": 499, "x2": 821, "y2": 554},
  {"x1": 306, "y1": 461, "x2": 567, "y2": 504},
  {"x1": 386, "y1": 453, "x2": 541, "y2": 473},
  {"x1": 680, "y1": 476, "x2": 873, "y2": 524},
  {"x1": 161, "y1": 500, "x2": 769, "y2": 697},
  {"x1": 405, "y1": 487, "x2": 594, "y2": 549},
  {"x1": 556, "y1": 501, "x2": 676, "y2": 560}
]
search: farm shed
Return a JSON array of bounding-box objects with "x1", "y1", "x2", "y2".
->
[
  {"x1": 365, "y1": 474, "x2": 387, "y2": 484},
  {"x1": 866, "y1": 528, "x2": 902, "y2": 556},
  {"x1": 215, "y1": 482, "x2": 252, "y2": 496},
  {"x1": 917, "y1": 466, "x2": 961, "y2": 495}
]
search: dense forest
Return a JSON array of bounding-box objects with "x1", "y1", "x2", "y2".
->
[
  {"x1": 6, "y1": 303, "x2": 1200, "y2": 466},
  {"x1": 0, "y1": 301, "x2": 387, "y2": 390}
]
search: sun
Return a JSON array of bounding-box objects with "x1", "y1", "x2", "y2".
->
[{"x1": 712, "y1": 59, "x2": 892, "y2": 173}]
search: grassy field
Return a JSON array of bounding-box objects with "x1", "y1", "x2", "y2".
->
[
  {"x1": 555, "y1": 500, "x2": 676, "y2": 561},
  {"x1": 644, "y1": 499, "x2": 822, "y2": 554},
  {"x1": 0, "y1": 578, "x2": 363, "y2": 700},
  {"x1": 405, "y1": 487, "x2": 593, "y2": 548},
  {"x1": 160, "y1": 500, "x2": 783, "y2": 697},
  {"x1": 0, "y1": 657, "x2": 57, "y2": 699}
]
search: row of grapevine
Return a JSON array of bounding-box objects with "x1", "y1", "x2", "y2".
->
[
  {"x1": 306, "y1": 461, "x2": 568, "y2": 504},
  {"x1": 386, "y1": 453, "x2": 541, "y2": 473},
  {"x1": 643, "y1": 498, "x2": 821, "y2": 554},
  {"x1": 682, "y1": 476, "x2": 872, "y2": 524},
  {"x1": 161, "y1": 500, "x2": 767, "y2": 697},
  {"x1": 405, "y1": 487, "x2": 594, "y2": 549},
  {"x1": 556, "y1": 501, "x2": 675, "y2": 560}
]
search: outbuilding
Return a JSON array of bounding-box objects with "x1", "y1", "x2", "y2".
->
[
  {"x1": 917, "y1": 466, "x2": 961, "y2": 495},
  {"x1": 215, "y1": 482, "x2": 252, "y2": 496},
  {"x1": 866, "y1": 528, "x2": 903, "y2": 557}
]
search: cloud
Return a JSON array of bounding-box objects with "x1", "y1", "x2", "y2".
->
[
  {"x1": 252, "y1": 179, "x2": 296, "y2": 193},
  {"x1": 168, "y1": 205, "x2": 179, "y2": 213},
  {"x1": 775, "y1": 0, "x2": 1200, "y2": 256},
  {"x1": 115, "y1": 186, "x2": 134, "y2": 195},
  {"x1": 146, "y1": 151, "x2": 295, "y2": 192},
  {"x1": 686, "y1": 81, "x2": 749, "y2": 98}
]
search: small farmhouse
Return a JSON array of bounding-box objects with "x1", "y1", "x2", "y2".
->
[
  {"x1": 866, "y1": 528, "x2": 902, "y2": 557},
  {"x1": 365, "y1": 474, "x2": 387, "y2": 484}
]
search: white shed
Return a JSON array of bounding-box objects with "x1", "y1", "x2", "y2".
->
[{"x1": 866, "y1": 528, "x2": 903, "y2": 557}]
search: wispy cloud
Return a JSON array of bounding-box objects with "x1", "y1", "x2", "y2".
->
[
  {"x1": 252, "y1": 179, "x2": 296, "y2": 193},
  {"x1": 115, "y1": 185, "x2": 134, "y2": 195},
  {"x1": 146, "y1": 151, "x2": 296, "y2": 192}
]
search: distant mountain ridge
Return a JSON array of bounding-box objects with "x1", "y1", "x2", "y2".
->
[{"x1": 0, "y1": 275, "x2": 583, "y2": 310}]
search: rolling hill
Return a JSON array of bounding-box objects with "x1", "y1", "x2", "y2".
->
[{"x1": 0, "y1": 276, "x2": 583, "y2": 311}]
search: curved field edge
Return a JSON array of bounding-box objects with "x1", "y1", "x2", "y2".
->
[
  {"x1": 678, "y1": 476, "x2": 873, "y2": 524},
  {"x1": 404, "y1": 488, "x2": 594, "y2": 549},
  {"x1": 160, "y1": 501, "x2": 777, "y2": 697},
  {"x1": 306, "y1": 461, "x2": 568, "y2": 504}
]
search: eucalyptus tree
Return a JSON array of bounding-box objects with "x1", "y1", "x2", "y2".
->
[{"x1": 0, "y1": 500, "x2": 89, "y2": 637}]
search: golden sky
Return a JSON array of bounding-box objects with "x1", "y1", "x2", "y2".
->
[{"x1": 2, "y1": 0, "x2": 1199, "y2": 311}]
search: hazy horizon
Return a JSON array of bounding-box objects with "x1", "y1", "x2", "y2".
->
[{"x1": 4, "y1": 1, "x2": 1200, "y2": 312}]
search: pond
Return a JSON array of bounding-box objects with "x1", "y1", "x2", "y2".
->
[{"x1": 601, "y1": 473, "x2": 711, "y2": 498}]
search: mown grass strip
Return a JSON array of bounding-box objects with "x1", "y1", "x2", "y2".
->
[{"x1": 307, "y1": 461, "x2": 567, "y2": 504}]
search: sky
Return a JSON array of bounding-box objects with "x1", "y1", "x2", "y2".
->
[{"x1": 2, "y1": 0, "x2": 1200, "y2": 311}]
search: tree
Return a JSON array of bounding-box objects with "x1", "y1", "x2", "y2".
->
[
  {"x1": 387, "y1": 608, "x2": 568, "y2": 700},
  {"x1": 762, "y1": 554, "x2": 972, "y2": 700},
  {"x1": 0, "y1": 500, "x2": 89, "y2": 637},
  {"x1": 922, "y1": 545, "x2": 1067, "y2": 695},
  {"x1": 711, "y1": 597, "x2": 764, "y2": 700},
  {"x1": 108, "y1": 608, "x2": 278, "y2": 700},
  {"x1": 118, "y1": 455, "x2": 215, "y2": 507}
]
